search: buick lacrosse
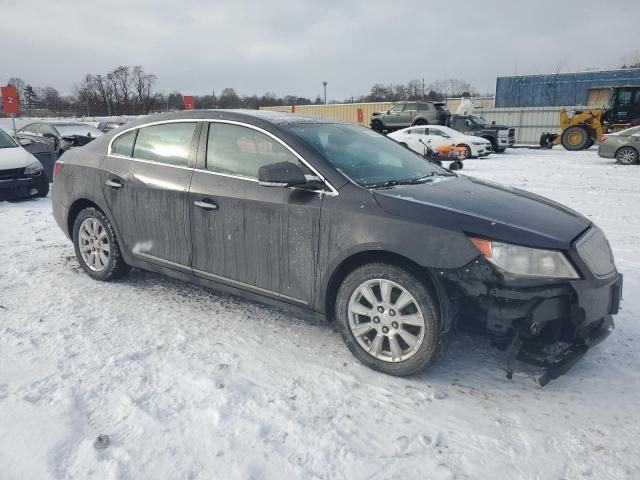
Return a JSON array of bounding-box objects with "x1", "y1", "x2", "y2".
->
[{"x1": 52, "y1": 110, "x2": 622, "y2": 384}]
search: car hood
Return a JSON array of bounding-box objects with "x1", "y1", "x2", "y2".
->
[
  {"x1": 372, "y1": 175, "x2": 590, "y2": 249},
  {"x1": 0, "y1": 146, "x2": 39, "y2": 170}
]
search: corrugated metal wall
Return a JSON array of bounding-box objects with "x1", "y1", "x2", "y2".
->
[
  {"x1": 261, "y1": 102, "x2": 592, "y2": 146},
  {"x1": 260, "y1": 102, "x2": 394, "y2": 125},
  {"x1": 496, "y1": 69, "x2": 640, "y2": 107},
  {"x1": 473, "y1": 106, "x2": 592, "y2": 145}
]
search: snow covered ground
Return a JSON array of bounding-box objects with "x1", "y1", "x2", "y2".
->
[{"x1": 1, "y1": 148, "x2": 639, "y2": 479}]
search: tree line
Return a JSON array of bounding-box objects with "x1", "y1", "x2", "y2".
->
[{"x1": 3, "y1": 67, "x2": 480, "y2": 117}]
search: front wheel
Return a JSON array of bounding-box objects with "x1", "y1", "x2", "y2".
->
[
  {"x1": 73, "y1": 207, "x2": 131, "y2": 281},
  {"x1": 371, "y1": 119, "x2": 383, "y2": 132},
  {"x1": 34, "y1": 176, "x2": 49, "y2": 198},
  {"x1": 335, "y1": 263, "x2": 441, "y2": 376}
]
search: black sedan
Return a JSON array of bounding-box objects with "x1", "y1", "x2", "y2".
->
[
  {"x1": 51, "y1": 110, "x2": 622, "y2": 385},
  {"x1": 17, "y1": 121, "x2": 103, "y2": 158}
]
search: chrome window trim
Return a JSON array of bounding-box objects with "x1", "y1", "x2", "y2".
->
[
  {"x1": 107, "y1": 118, "x2": 339, "y2": 196},
  {"x1": 107, "y1": 153, "x2": 194, "y2": 172}
]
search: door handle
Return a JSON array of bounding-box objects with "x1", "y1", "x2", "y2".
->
[
  {"x1": 194, "y1": 199, "x2": 218, "y2": 211},
  {"x1": 105, "y1": 179, "x2": 123, "y2": 189}
]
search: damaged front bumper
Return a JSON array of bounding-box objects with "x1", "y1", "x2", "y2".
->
[{"x1": 441, "y1": 256, "x2": 623, "y2": 385}]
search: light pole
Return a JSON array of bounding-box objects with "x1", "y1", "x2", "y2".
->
[{"x1": 323, "y1": 81, "x2": 328, "y2": 104}]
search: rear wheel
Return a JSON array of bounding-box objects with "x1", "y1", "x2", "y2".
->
[
  {"x1": 561, "y1": 125, "x2": 590, "y2": 151},
  {"x1": 413, "y1": 119, "x2": 428, "y2": 126},
  {"x1": 616, "y1": 147, "x2": 639, "y2": 165},
  {"x1": 335, "y1": 263, "x2": 441, "y2": 376},
  {"x1": 73, "y1": 207, "x2": 131, "y2": 281}
]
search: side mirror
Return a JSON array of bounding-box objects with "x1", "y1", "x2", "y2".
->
[
  {"x1": 258, "y1": 162, "x2": 309, "y2": 188},
  {"x1": 18, "y1": 138, "x2": 32, "y2": 146}
]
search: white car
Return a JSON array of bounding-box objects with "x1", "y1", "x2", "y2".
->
[
  {"x1": 0, "y1": 128, "x2": 49, "y2": 200},
  {"x1": 388, "y1": 125, "x2": 493, "y2": 158}
]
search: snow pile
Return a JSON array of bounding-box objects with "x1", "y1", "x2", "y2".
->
[{"x1": 1, "y1": 148, "x2": 639, "y2": 479}]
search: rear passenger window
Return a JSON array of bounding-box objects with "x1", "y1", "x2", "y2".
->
[
  {"x1": 206, "y1": 123, "x2": 299, "y2": 179},
  {"x1": 111, "y1": 130, "x2": 137, "y2": 157},
  {"x1": 133, "y1": 122, "x2": 197, "y2": 166}
]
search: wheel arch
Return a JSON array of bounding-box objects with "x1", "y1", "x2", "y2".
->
[
  {"x1": 615, "y1": 144, "x2": 639, "y2": 160},
  {"x1": 323, "y1": 249, "x2": 447, "y2": 323}
]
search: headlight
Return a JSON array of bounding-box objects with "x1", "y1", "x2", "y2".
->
[
  {"x1": 472, "y1": 142, "x2": 487, "y2": 146},
  {"x1": 498, "y1": 129, "x2": 510, "y2": 137},
  {"x1": 24, "y1": 161, "x2": 43, "y2": 175},
  {"x1": 469, "y1": 237, "x2": 579, "y2": 279}
]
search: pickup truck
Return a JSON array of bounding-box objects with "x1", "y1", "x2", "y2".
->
[{"x1": 448, "y1": 115, "x2": 515, "y2": 152}]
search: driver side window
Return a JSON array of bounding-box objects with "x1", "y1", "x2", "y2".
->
[{"x1": 389, "y1": 104, "x2": 403, "y2": 113}]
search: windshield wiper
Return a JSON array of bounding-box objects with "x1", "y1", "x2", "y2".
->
[{"x1": 366, "y1": 172, "x2": 455, "y2": 189}]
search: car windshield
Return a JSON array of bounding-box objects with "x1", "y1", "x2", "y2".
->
[
  {"x1": 55, "y1": 124, "x2": 103, "y2": 138},
  {"x1": 0, "y1": 129, "x2": 17, "y2": 148},
  {"x1": 288, "y1": 123, "x2": 450, "y2": 187},
  {"x1": 468, "y1": 116, "x2": 487, "y2": 125},
  {"x1": 430, "y1": 126, "x2": 459, "y2": 136},
  {"x1": 619, "y1": 125, "x2": 640, "y2": 136}
]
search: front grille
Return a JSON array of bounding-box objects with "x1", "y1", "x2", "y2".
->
[
  {"x1": 576, "y1": 227, "x2": 616, "y2": 278},
  {"x1": 0, "y1": 167, "x2": 25, "y2": 181}
]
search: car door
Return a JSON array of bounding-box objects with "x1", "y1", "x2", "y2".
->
[
  {"x1": 101, "y1": 121, "x2": 198, "y2": 269},
  {"x1": 404, "y1": 127, "x2": 426, "y2": 153},
  {"x1": 425, "y1": 128, "x2": 449, "y2": 148},
  {"x1": 385, "y1": 103, "x2": 404, "y2": 128},
  {"x1": 399, "y1": 102, "x2": 418, "y2": 126},
  {"x1": 188, "y1": 121, "x2": 325, "y2": 306}
]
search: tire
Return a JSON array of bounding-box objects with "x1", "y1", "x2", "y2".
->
[
  {"x1": 72, "y1": 207, "x2": 131, "y2": 281},
  {"x1": 34, "y1": 176, "x2": 49, "y2": 198},
  {"x1": 371, "y1": 119, "x2": 383, "y2": 132},
  {"x1": 455, "y1": 161, "x2": 464, "y2": 170},
  {"x1": 413, "y1": 119, "x2": 428, "y2": 126},
  {"x1": 449, "y1": 161, "x2": 460, "y2": 171},
  {"x1": 585, "y1": 137, "x2": 595, "y2": 149},
  {"x1": 561, "y1": 125, "x2": 590, "y2": 151},
  {"x1": 494, "y1": 147, "x2": 506, "y2": 153},
  {"x1": 399, "y1": 142, "x2": 409, "y2": 149},
  {"x1": 616, "y1": 147, "x2": 639, "y2": 165},
  {"x1": 335, "y1": 263, "x2": 441, "y2": 376},
  {"x1": 459, "y1": 144, "x2": 472, "y2": 159}
]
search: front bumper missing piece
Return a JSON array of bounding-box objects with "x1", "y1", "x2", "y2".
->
[{"x1": 505, "y1": 315, "x2": 614, "y2": 386}]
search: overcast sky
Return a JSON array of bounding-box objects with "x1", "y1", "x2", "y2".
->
[{"x1": 2, "y1": 0, "x2": 639, "y2": 100}]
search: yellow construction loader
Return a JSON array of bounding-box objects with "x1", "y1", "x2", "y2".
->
[{"x1": 540, "y1": 86, "x2": 640, "y2": 151}]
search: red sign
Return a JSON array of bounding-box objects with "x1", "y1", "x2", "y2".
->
[
  {"x1": 1, "y1": 86, "x2": 20, "y2": 114},
  {"x1": 357, "y1": 108, "x2": 364, "y2": 124},
  {"x1": 183, "y1": 96, "x2": 195, "y2": 110}
]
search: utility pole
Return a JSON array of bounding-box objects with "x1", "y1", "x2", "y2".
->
[
  {"x1": 212, "y1": 89, "x2": 216, "y2": 109},
  {"x1": 422, "y1": 78, "x2": 425, "y2": 100},
  {"x1": 323, "y1": 81, "x2": 328, "y2": 104}
]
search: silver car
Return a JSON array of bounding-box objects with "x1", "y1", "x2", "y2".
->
[{"x1": 598, "y1": 126, "x2": 640, "y2": 164}]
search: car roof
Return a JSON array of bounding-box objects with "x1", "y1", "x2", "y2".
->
[{"x1": 122, "y1": 109, "x2": 348, "y2": 129}]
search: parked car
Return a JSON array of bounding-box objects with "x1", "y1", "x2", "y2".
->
[
  {"x1": 98, "y1": 120, "x2": 126, "y2": 133},
  {"x1": 16, "y1": 121, "x2": 103, "y2": 158},
  {"x1": 388, "y1": 125, "x2": 492, "y2": 159},
  {"x1": 371, "y1": 101, "x2": 449, "y2": 132},
  {"x1": 52, "y1": 110, "x2": 622, "y2": 385},
  {"x1": 448, "y1": 115, "x2": 515, "y2": 153},
  {"x1": 598, "y1": 125, "x2": 640, "y2": 164},
  {"x1": 0, "y1": 128, "x2": 49, "y2": 200}
]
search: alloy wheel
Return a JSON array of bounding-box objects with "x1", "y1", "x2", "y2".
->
[
  {"x1": 617, "y1": 147, "x2": 638, "y2": 165},
  {"x1": 78, "y1": 217, "x2": 111, "y2": 272},
  {"x1": 347, "y1": 278, "x2": 426, "y2": 362}
]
